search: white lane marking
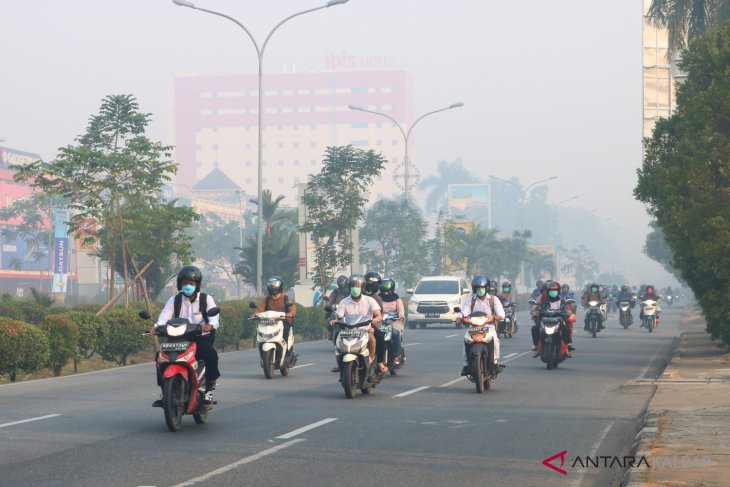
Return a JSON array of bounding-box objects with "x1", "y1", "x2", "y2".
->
[
  {"x1": 569, "y1": 421, "x2": 615, "y2": 487},
  {"x1": 291, "y1": 363, "x2": 314, "y2": 369},
  {"x1": 440, "y1": 350, "x2": 531, "y2": 387},
  {"x1": 276, "y1": 418, "x2": 338, "y2": 439},
  {"x1": 170, "y1": 438, "x2": 305, "y2": 487},
  {"x1": 405, "y1": 342, "x2": 422, "y2": 346},
  {"x1": 440, "y1": 377, "x2": 466, "y2": 387},
  {"x1": 0, "y1": 414, "x2": 61, "y2": 429},
  {"x1": 393, "y1": 386, "x2": 430, "y2": 397},
  {"x1": 444, "y1": 334, "x2": 460, "y2": 338}
]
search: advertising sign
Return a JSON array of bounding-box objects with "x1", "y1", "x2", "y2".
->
[
  {"x1": 447, "y1": 184, "x2": 491, "y2": 227},
  {"x1": 52, "y1": 210, "x2": 69, "y2": 293},
  {"x1": 0, "y1": 147, "x2": 41, "y2": 168}
]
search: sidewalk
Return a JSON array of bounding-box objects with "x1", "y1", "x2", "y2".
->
[{"x1": 627, "y1": 311, "x2": 730, "y2": 486}]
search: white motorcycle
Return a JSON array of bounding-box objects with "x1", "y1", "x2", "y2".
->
[
  {"x1": 334, "y1": 314, "x2": 382, "y2": 398},
  {"x1": 641, "y1": 299, "x2": 659, "y2": 333},
  {"x1": 455, "y1": 308, "x2": 500, "y2": 393},
  {"x1": 617, "y1": 299, "x2": 634, "y2": 329},
  {"x1": 249, "y1": 305, "x2": 298, "y2": 379}
]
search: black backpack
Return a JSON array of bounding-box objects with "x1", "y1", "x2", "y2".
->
[{"x1": 173, "y1": 292, "x2": 209, "y2": 323}]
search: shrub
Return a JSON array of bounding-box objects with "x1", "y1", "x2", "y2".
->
[
  {"x1": 0, "y1": 318, "x2": 50, "y2": 381},
  {"x1": 66, "y1": 311, "x2": 111, "y2": 371},
  {"x1": 72, "y1": 303, "x2": 102, "y2": 314},
  {"x1": 16, "y1": 301, "x2": 48, "y2": 325},
  {"x1": 99, "y1": 308, "x2": 149, "y2": 366},
  {"x1": 216, "y1": 304, "x2": 246, "y2": 351},
  {"x1": 0, "y1": 303, "x2": 24, "y2": 321},
  {"x1": 41, "y1": 315, "x2": 80, "y2": 377}
]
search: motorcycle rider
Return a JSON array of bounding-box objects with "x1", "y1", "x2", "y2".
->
[
  {"x1": 252, "y1": 276, "x2": 297, "y2": 356},
  {"x1": 328, "y1": 275, "x2": 349, "y2": 306},
  {"x1": 378, "y1": 278, "x2": 405, "y2": 366},
  {"x1": 581, "y1": 283, "x2": 606, "y2": 331},
  {"x1": 363, "y1": 271, "x2": 385, "y2": 310},
  {"x1": 531, "y1": 280, "x2": 545, "y2": 300},
  {"x1": 497, "y1": 281, "x2": 514, "y2": 303},
  {"x1": 532, "y1": 281, "x2": 576, "y2": 358},
  {"x1": 639, "y1": 285, "x2": 661, "y2": 327},
  {"x1": 458, "y1": 276, "x2": 505, "y2": 376},
  {"x1": 150, "y1": 265, "x2": 220, "y2": 407},
  {"x1": 560, "y1": 283, "x2": 575, "y2": 300},
  {"x1": 330, "y1": 274, "x2": 387, "y2": 374}
]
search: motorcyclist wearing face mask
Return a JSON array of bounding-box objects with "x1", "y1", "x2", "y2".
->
[
  {"x1": 378, "y1": 278, "x2": 405, "y2": 366},
  {"x1": 639, "y1": 285, "x2": 662, "y2": 327},
  {"x1": 497, "y1": 281, "x2": 514, "y2": 304},
  {"x1": 581, "y1": 282, "x2": 607, "y2": 331},
  {"x1": 253, "y1": 276, "x2": 297, "y2": 356},
  {"x1": 150, "y1": 265, "x2": 220, "y2": 407},
  {"x1": 532, "y1": 281, "x2": 576, "y2": 357},
  {"x1": 560, "y1": 283, "x2": 575, "y2": 300},
  {"x1": 330, "y1": 274, "x2": 386, "y2": 374},
  {"x1": 457, "y1": 275, "x2": 505, "y2": 376}
]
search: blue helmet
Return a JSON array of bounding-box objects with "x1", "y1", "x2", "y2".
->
[{"x1": 471, "y1": 275, "x2": 490, "y2": 293}]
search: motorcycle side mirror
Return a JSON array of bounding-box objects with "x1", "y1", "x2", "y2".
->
[
  {"x1": 528, "y1": 300, "x2": 536, "y2": 306},
  {"x1": 324, "y1": 305, "x2": 334, "y2": 313},
  {"x1": 207, "y1": 307, "x2": 220, "y2": 317},
  {"x1": 249, "y1": 302, "x2": 257, "y2": 309},
  {"x1": 139, "y1": 310, "x2": 151, "y2": 320},
  {"x1": 406, "y1": 288, "x2": 414, "y2": 295},
  {"x1": 322, "y1": 296, "x2": 330, "y2": 302},
  {"x1": 453, "y1": 307, "x2": 461, "y2": 313}
]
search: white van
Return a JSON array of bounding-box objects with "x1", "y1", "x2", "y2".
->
[{"x1": 406, "y1": 276, "x2": 471, "y2": 329}]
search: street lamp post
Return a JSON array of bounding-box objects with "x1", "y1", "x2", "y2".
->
[
  {"x1": 235, "y1": 190, "x2": 244, "y2": 297},
  {"x1": 348, "y1": 102, "x2": 464, "y2": 200},
  {"x1": 173, "y1": 0, "x2": 350, "y2": 295},
  {"x1": 489, "y1": 175, "x2": 558, "y2": 230}
]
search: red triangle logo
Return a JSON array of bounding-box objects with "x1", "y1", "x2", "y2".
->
[{"x1": 542, "y1": 450, "x2": 568, "y2": 476}]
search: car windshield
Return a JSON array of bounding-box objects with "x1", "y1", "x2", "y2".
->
[{"x1": 414, "y1": 281, "x2": 459, "y2": 294}]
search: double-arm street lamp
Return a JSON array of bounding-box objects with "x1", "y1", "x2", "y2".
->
[
  {"x1": 348, "y1": 102, "x2": 464, "y2": 200},
  {"x1": 489, "y1": 175, "x2": 558, "y2": 230},
  {"x1": 173, "y1": 0, "x2": 350, "y2": 295}
]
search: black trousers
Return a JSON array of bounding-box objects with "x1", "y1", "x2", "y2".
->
[{"x1": 194, "y1": 332, "x2": 220, "y2": 383}]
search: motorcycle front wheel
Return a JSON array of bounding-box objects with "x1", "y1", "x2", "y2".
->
[
  {"x1": 475, "y1": 353, "x2": 486, "y2": 394},
  {"x1": 262, "y1": 349, "x2": 275, "y2": 379},
  {"x1": 163, "y1": 376, "x2": 186, "y2": 432},
  {"x1": 342, "y1": 361, "x2": 357, "y2": 399}
]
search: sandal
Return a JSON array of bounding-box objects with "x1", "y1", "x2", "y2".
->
[
  {"x1": 331, "y1": 366, "x2": 340, "y2": 373},
  {"x1": 378, "y1": 364, "x2": 389, "y2": 374}
]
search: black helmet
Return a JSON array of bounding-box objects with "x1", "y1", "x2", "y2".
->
[
  {"x1": 547, "y1": 281, "x2": 561, "y2": 301},
  {"x1": 471, "y1": 275, "x2": 490, "y2": 293},
  {"x1": 535, "y1": 280, "x2": 544, "y2": 289},
  {"x1": 561, "y1": 283, "x2": 569, "y2": 292},
  {"x1": 621, "y1": 285, "x2": 629, "y2": 293},
  {"x1": 380, "y1": 278, "x2": 395, "y2": 294},
  {"x1": 488, "y1": 281, "x2": 498, "y2": 294},
  {"x1": 501, "y1": 281, "x2": 512, "y2": 292},
  {"x1": 266, "y1": 276, "x2": 284, "y2": 296},
  {"x1": 177, "y1": 265, "x2": 202, "y2": 292},
  {"x1": 363, "y1": 271, "x2": 382, "y2": 296},
  {"x1": 336, "y1": 275, "x2": 348, "y2": 290},
  {"x1": 349, "y1": 274, "x2": 366, "y2": 290}
]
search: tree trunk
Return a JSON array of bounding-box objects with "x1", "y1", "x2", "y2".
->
[{"x1": 118, "y1": 206, "x2": 129, "y2": 308}]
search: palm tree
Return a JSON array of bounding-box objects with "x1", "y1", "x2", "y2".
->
[
  {"x1": 444, "y1": 223, "x2": 499, "y2": 276},
  {"x1": 647, "y1": 0, "x2": 730, "y2": 59},
  {"x1": 418, "y1": 158, "x2": 478, "y2": 214},
  {"x1": 251, "y1": 189, "x2": 286, "y2": 238}
]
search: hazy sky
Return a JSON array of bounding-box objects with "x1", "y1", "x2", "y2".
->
[{"x1": 0, "y1": 0, "x2": 675, "y2": 285}]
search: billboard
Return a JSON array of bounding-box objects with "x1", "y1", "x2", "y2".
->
[
  {"x1": 52, "y1": 210, "x2": 69, "y2": 293},
  {"x1": 447, "y1": 184, "x2": 491, "y2": 228},
  {"x1": 0, "y1": 147, "x2": 41, "y2": 168}
]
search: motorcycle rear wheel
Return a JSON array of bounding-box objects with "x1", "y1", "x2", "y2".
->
[{"x1": 163, "y1": 376, "x2": 186, "y2": 432}]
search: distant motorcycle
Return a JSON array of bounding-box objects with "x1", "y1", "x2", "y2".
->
[
  {"x1": 584, "y1": 300, "x2": 603, "y2": 338},
  {"x1": 530, "y1": 301, "x2": 570, "y2": 370},
  {"x1": 665, "y1": 294, "x2": 674, "y2": 307},
  {"x1": 249, "y1": 303, "x2": 298, "y2": 379},
  {"x1": 497, "y1": 302, "x2": 519, "y2": 338},
  {"x1": 641, "y1": 300, "x2": 659, "y2": 332},
  {"x1": 381, "y1": 312, "x2": 406, "y2": 376},
  {"x1": 140, "y1": 307, "x2": 221, "y2": 432},
  {"x1": 617, "y1": 299, "x2": 634, "y2": 329}
]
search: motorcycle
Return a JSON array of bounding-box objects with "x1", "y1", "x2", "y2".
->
[
  {"x1": 617, "y1": 299, "x2": 634, "y2": 329},
  {"x1": 248, "y1": 303, "x2": 298, "y2": 379},
  {"x1": 530, "y1": 301, "x2": 570, "y2": 370},
  {"x1": 584, "y1": 300, "x2": 603, "y2": 338},
  {"x1": 140, "y1": 307, "x2": 221, "y2": 432},
  {"x1": 641, "y1": 299, "x2": 659, "y2": 332},
  {"x1": 333, "y1": 314, "x2": 382, "y2": 398},
  {"x1": 665, "y1": 294, "x2": 674, "y2": 307},
  {"x1": 497, "y1": 302, "x2": 518, "y2": 338},
  {"x1": 381, "y1": 312, "x2": 406, "y2": 376},
  {"x1": 455, "y1": 307, "x2": 499, "y2": 393}
]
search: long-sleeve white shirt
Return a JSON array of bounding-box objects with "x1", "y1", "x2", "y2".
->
[
  {"x1": 156, "y1": 293, "x2": 220, "y2": 334},
  {"x1": 458, "y1": 294, "x2": 506, "y2": 320}
]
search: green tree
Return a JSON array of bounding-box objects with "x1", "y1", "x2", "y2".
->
[
  {"x1": 300, "y1": 146, "x2": 386, "y2": 293},
  {"x1": 251, "y1": 189, "x2": 287, "y2": 238},
  {"x1": 636, "y1": 21, "x2": 730, "y2": 344},
  {"x1": 644, "y1": 220, "x2": 683, "y2": 281},
  {"x1": 647, "y1": 0, "x2": 730, "y2": 58},
  {"x1": 99, "y1": 308, "x2": 149, "y2": 366},
  {"x1": 236, "y1": 213, "x2": 299, "y2": 289},
  {"x1": 67, "y1": 311, "x2": 110, "y2": 372},
  {"x1": 11, "y1": 94, "x2": 180, "y2": 302},
  {"x1": 444, "y1": 223, "x2": 500, "y2": 276},
  {"x1": 360, "y1": 198, "x2": 429, "y2": 289},
  {"x1": 30, "y1": 288, "x2": 55, "y2": 307},
  {"x1": 0, "y1": 193, "x2": 54, "y2": 290},
  {"x1": 418, "y1": 158, "x2": 477, "y2": 214}
]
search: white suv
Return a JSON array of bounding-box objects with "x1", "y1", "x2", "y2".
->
[{"x1": 406, "y1": 276, "x2": 471, "y2": 329}]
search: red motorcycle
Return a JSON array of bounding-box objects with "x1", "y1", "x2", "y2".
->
[{"x1": 140, "y1": 307, "x2": 220, "y2": 432}]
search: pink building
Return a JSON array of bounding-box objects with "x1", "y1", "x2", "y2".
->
[{"x1": 172, "y1": 70, "x2": 414, "y2": 202}]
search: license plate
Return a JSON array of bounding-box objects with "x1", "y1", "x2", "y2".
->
[
  {"x1": 160, "y1": 341, "x2": 190, "y2": 351},
  {"x1": 339, "y1": 330, "x2": 359, "y2": 338},
  {"x1": 425, "y1": 313, "x2": 439, "y2": 318}
]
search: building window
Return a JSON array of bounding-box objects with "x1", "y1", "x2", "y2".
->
[
  {"x1": 293, "y1": 177, "x2": 300, "y2": 184},
  {"x1": 278, "y1": 125, "x2": 284, "y2": 131},
  {"x1": 195, "y1": 144, "x2": 202, "y2": 150},
  {"x1": 262, "y1": 160, "x2": 267, "y2": 166},
  {"x1": 351, "y1": 140, "x2": 368, "y2": 147},
  {"x1": 376, "y1": 140, "x2": 383, "y2": 146},
  {"x1": 293, "y1": 125, "x2": 299, "y2": 130},
  {"x1": 293, "y1": 142, "x2": 299, "y2": 148},
  {"x1": 213, "y1": 160, "x2": 219, "y2": 168},
  {"x1": 278, "y1": 177, "x2": 284, "y2": 183},
  {"x1": 245, "y1": 143, "x2": 251, "y2": 149},
  {"x1": 310, "y1": 123, "x2": 316, "y2": 130},
  {"x1": 310, "y1": 142, "x2": 317, "y2": 148},
  {"x1": 277, "y1": 142, "x2": 284, "y2": 149},
  {"x1": 278, "y1": 160, "x2": 284, "y2": 166},
  {"x1": 351, "y1": 122, "x2": 369, "y2": 128},
  {"x1": 392, "y1": 139, "x2": 398, "y2": 145},
  {"x1": 245, "y1": 160, "x2": 252, "y2": 167},
  {"x1": 212, "y1": 127, "x2": 218, "y2": 133},
  {"x1": 213, "y1": 144, "x2": 219, "y2": 150},
  {"x1": 245, "y1": 178, "x2": 252, "y2": 184},
  {"x1": 262, "y1": 143, "x2": 267, "y2": 149},
  {"x1": 196, "y1": 161, "x2": 202, "y2": 167},
  {"x1": 310, "y1": 159, "x2": 317, "y2": 166},
  {"x1": 293, "y1": 160, "x2": 300, "y2": 166}
]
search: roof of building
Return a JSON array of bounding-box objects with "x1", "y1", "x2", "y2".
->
[{"x1": 192, "y1": 168, "x2": 241, "y2": 191}]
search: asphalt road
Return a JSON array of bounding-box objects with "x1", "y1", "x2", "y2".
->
[{"x1": 0, "y1": 305, "x2": 684, "y2": 487}]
